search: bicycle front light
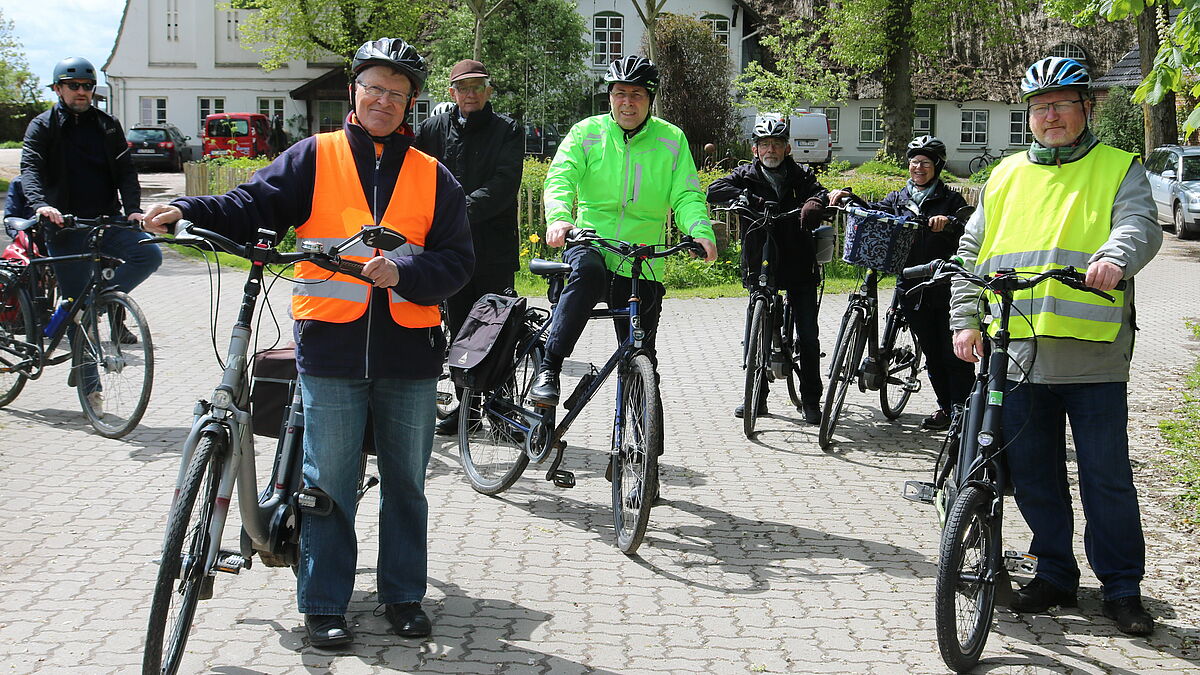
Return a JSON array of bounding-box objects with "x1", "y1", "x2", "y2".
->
[
  {"x1": 977, "y1": 431, "x2": 995, "y2": 447},
  {"x1": 213, "y1": 389, "x2": 234, "y2": 410}
]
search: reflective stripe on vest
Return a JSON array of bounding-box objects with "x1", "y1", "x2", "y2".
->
[
  {"x1": 292, "y1": 131, "x2": 440, "y2": 327},
  {"x1": 979, "y1": 144, "x2": 1134, "y2": 342}
]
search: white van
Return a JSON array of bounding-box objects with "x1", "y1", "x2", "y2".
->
[{"x1": 749, "y1": 110, "x2": 833, "y2": 168}]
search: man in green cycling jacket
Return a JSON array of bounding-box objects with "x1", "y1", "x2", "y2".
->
[
  {"x1": 950, "y1": 57, "x2": 1161, "y2": 635},
  {"x1": 529, "y1": 55, "x2": 717, "y2": 406}
]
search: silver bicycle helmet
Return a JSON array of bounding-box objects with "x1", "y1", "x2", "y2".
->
[
  {"x1": 906, "y1": 135, "x2": 947, "y2": 172},
  {"x1": 752, "y1": 114, "x2": 789, "y2": 141},
  {"x1": 1020, "y1": 57, "x2": 1091, "y2": 102},
  {"x1": 351, "y1": 37, "x2": 428, "y2": 93}
]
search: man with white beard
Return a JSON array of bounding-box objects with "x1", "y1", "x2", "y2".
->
[{"x1": 707, "y1": 114, "x2": 831, "y2": 423}]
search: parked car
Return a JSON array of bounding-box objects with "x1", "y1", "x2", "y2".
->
[
  {"x1": 524, "y1": 123, "x2": 561, "y2": 160},
  {"x1": 127, "y1": 124, "x2": 193, "y2": 172},
  {"x1": 201, "y1": 112, "x2": 274, "y2": 159},
  {"x1": 1144, "y1": 144, "x2": 1200, "y2": 239},
  {"x1": 749, "y1": 110, "x2": 833, "y2": 169}
]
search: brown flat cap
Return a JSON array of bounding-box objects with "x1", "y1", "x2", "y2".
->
[{"x1": 450, "y1": 59, "x2": 489, "y2": 82}]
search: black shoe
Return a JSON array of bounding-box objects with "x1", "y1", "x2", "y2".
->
[
  {"x1": 922, "y1": 409, "x2": 951, "y2": 431},
  {"x1": 733, "y1": 400, "x2": 768, "y2": 419},
  {"x1": 802, "y1": 402, "x2": 821, "y2": 425},
  {"x1": 530, "y1": 369, "x2": 560, "y2": 405},
  {"x1": 1102, "y1": 596, "x2": 1155, "y2": 636},
  {"x1": 434, "y1": 409, "x2": 459, "y2": 436},
  {"x1": 1009, "y1": 577, "x2": 1078, "y2": 613},
  {"x1": 115, "y1": 321, "x2": 138, "y2": 345},
  {"x1": 384, "y1": 602, "x2": 432, "y2": 638},
  {"x1": 305, "y1": 614, "x2": 353, "y2": 649}
]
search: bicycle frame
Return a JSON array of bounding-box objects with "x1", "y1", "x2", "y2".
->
[{"x1": 833, "y1": 269, "x2": 908, "y2": 392}]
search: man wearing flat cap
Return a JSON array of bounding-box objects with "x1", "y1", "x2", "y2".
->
[{"x1": 415, "y1": 59, "x2": 523, "y2": 434}]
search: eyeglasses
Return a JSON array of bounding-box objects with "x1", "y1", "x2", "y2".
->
[
  {"x1": 451, "y1": 82, "x2": 488, "y2": 95},
  {"x1": 1028, "y1": 99, "x2": 1084, "y2": 117},
  {"x1": 909, "y1": 159, "x2": 935, "y2": 168},
  {"x1": 611, "y1": 90, "x2": 648, "y2": 103},
  {"x1": 355, "y1": 79, "x2": 412, "y2": 104},
  {"x1": 61, "y1": 82, "x2": 95, "y2": 92}
]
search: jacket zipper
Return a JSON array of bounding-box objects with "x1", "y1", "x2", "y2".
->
[
  {"x1": 616, "y1": 130, "x2": 633, "y2": 242},
  {"x1": 365, "y1": 152, "x2": 382, "y2": 378}
]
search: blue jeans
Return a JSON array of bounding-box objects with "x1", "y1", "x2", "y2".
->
[
  {"x1": 1002, "y1": 380, "x2": 1144, "y2": 600},
  {"x1": 296, "y1": 374, "x2": 436, "y2": 615}
]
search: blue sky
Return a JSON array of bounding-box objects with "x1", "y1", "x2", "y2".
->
[{"x1": 7, "y1": 1, "x2": 123, "y2": 96}]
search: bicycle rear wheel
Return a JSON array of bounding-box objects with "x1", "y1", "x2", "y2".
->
[
  {"x1": 935, "y1": 485, "x2": 999, "y2": 673},
  {"x1": 72, "y1": 291, "x2": 154, "y2": 438},
  {"x1": 879, "y1": 315, "x2": 922, "y2": 419},
  {"x1": 144, "y1": 432, "x2": 224, "y2": 675},
  {"x1": 782, "y1": 301, "x2": 804, "y2": 410},
  {"x1": 819, "y1": 309, "x2": 864, "y2": 450},
  {"x1": 458, "y1": 340, "x2": 542, "y2": 495},
  {"x1": 611, "y1": 354, "x2": 661, "y2": 555},
  {"x1": 743, "y1": 297, "x2": 769, "y2": 438},
  {"x1": 0, "y1": 285, "x2": 34, "y2": 407}
]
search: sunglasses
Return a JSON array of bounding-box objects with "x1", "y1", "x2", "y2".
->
[{"x1": 61, "y1": 82, "x2": 95, "y2": 92}]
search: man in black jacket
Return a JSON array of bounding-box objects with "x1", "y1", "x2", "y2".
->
[
  {"x1": 20, "y1": 56, "x2": 161, "y2": 408},
  {"x1": 414, "y1": 59, "x2": 523, "y2": 434},
  {"x1": 829, "y1": 136, "x2": 973, "y2": 430},
  {"x1": 707, "y1": 114, "x2": 829, "y2": 424}
]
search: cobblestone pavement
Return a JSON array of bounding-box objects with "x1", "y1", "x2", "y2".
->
[{"x1": 1, "y1": 234, "x2": 1198, "y2": 674}]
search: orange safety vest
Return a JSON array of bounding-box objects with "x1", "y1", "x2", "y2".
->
[{"x1": 292, "y1": 130, "x2": 440, "y2": 328}]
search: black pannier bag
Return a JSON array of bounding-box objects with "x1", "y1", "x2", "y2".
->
[{"x1": 448, "y1": 293, "x2": 528, "y2": 391}]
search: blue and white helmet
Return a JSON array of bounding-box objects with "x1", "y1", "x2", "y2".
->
[{"x1": 1019, "y1": 57, "x2": 1091, "y2": 102}]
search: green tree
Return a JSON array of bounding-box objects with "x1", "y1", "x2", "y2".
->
[
  {"x1": 1093, "y1": 86, "x2": 1146, "y2": 153},
  {"x1": 651, "y1": 14, "x2": 738, "y2": 148},
  {"x1": 0, "y1": 9, "x2": 37, "y2": 103},
  {"x1": 427, "y1": 0, "x2": 589, "y2": 124},
  {"x1": 233, "y1": 0, "x2": 447, "y2": 71},
  {"x1": 463, "y1": 0, "x2": 511, "y2": 60}
]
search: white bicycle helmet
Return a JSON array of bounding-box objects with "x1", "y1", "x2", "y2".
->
[
  {"x1": 1020, "y1": 57, "x2": 1091, "y2": 102},
  {"x1": 430, "y1": 101, "x2": 455, "y2": 117},
  {"x1": 752, "y1": 114, "x2": 789, "y2": 141}
]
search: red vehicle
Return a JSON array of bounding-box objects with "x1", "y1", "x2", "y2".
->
[{"x1": 201, "y1": 112, "x2": 273, "y2": 159}]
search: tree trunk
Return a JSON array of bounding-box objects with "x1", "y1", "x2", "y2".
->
[
  {"x1": 473, "y1": 17, "x2": 484, "y2": 60},
  {"x1": 877, "y1": 0, "x2": 915, "y2": 163},
  {"x1": 1138, "y1": 7, "x2": 1177, "y2": 155}
]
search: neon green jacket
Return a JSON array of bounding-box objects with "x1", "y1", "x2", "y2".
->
[{"x1": 543, "y1": 113, "x2": 715, "y2": 280}]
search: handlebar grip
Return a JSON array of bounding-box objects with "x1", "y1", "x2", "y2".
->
[{"x1": 900, "y1": 260, "x2": 942, "y2": 280}]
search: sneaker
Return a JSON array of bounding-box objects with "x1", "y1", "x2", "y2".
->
[
  {"x1": 1009, "y1": 577, "x2": 1077, "y2": 613},
  {"x1": 1102, "y1": 596, "x2": 1155, "y2": 636},
  {"x1": 922, "y1": 409, "x2": 951, "y2": 431},
  {"x1": 86, "y1": 391, "x2": 104, "y2": 417}
]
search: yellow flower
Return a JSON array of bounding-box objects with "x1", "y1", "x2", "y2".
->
[{"x1": 528, "y1": 233, "x2": 541, "y2": 243}]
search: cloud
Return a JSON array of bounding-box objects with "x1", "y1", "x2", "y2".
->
[{"x1": 6, "y1": 3, "x2": 122, "y2": 86}]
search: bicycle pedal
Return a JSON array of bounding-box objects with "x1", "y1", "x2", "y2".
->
[
  {"x1": 435, "y1": 392, "x2": 454, "y2": 405},
  {"x1": 214, "y1": 550, "x2": 248, "y2": 574},
  {"x1": 902, "y1": 480, "x2": 937, "y2": 505},
  {"x1": 904, "y1": 379, "x2": 922, "y2": 393},
  {"x1": 1003, "y1": 550, "x2": 1038, "y2": 575},
  {"x1": 549, "y1": 469, "x2": 576, "y2": 488}
]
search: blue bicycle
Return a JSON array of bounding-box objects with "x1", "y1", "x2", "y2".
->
[{"x1": 456, "y1": 229, "x2": 702, "y2": 554}]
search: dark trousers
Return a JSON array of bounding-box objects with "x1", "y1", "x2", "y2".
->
[
  {"x1": 767, "y1": 282, "x2": 822, "y2": 405},
  {"x1": 545, "y1": 245, "x2": 665, "y2": 363},
  {"x1": 1002, "y1": 380, "x2": 1144, "y2": 600},
  {"x1": 46, "y1": 225, "x2": 162, "y2": 299},
  {"x1": 899, "y1": 290, "x2": 973, "y2": 413}
]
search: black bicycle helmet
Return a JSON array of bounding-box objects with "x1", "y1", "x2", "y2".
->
[
  {"x1": 752, "y1": 114, "x2": 789, "y2": 141},
  {"x1": 1020, "y1": 57, "x2": 1091, "y2": 102},
  {"x1": 603, "y1": 55, "x2": 660, "y2": 99},
  {"x1": 49, "y1": 57, "x2": 96, "y2": 86},
  {"x1": 351, "y1": 37, "x2": 428, "y2": 93},
  {"x1": 906, "y1": 135, "x2": 947, "y2": 172}
]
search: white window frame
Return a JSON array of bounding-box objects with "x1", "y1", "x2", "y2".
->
[
  {"x1": 1009, "y1": 109, "x2": 1034, "y2": 146},
  {"x1": 593, "y1": 13, "x2": 624, "y2": 67},
  {"x1": 815, "y1": 106, "x2": 839, "y2": 145},
  {"x1": 1049, "y1": 43, "x2": 1088, "y2": 62},
  {"x1": 140, "y1": 97, "x2": 167, "y2": 125},
  {"x1": 199, "y1": 97, "x2": 226, "y2": 129},
  {"x1": 914, "y1": 104, "x2": 935, "y2": 136},
  {"x1": 702, "y1": 14, "x2": 730, "y2": 47},
  {"x1": 960, "y1": 109, "x2": 989, "y2": 146},
  {"x1": 257, "y1": 97, "x2": 285, "y2": 121},
  {"x1": 409, "y1": 100, "x2": 431, "y2": 126},
  {"x1": 859, "y1": 107, "x2": 884, "y2": 145}
]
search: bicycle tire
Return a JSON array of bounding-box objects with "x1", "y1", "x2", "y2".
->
[
  {"x1": 458, "y1": 339, "x2": 542, "y2": 495},
  {"x1": 782, "y1": 302, "x2": 803, "y2": 410},
  {"x1": 743, "y1": 297, "x2": 769, "y2": 438},
  {"x1": 0, "y1": 285, "x2": 34, "y2": 407},
  {"x1": 879, "y1": 314, "x2": 922, "y2": 419},
  {"x1": 819, "y1": 309, "x2": 864, "y2": 449},
  {"x1": 968, "y1": 156, "x2": 988, "y2": 176},
  {"x1": 935, "y1": 485, "x2": 999, "y2": 673},
  {"x1": 73, "y1": 291, "x2": 154, "y2": 438},
  {"x1": 611, "y1": 354, "x2": 661, "y2": 555},
  {"x1": 143, "y1": 432, "x2": 223, "y2": 675}
]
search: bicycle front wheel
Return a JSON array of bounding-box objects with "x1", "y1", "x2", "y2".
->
[
  {"x1": 743, "y1": 297, "x2": 769, "y2": 438},
  {"x1": 819, "y1": 309, "x2": 864, "y2": 450},
  {"x1": 458, "y1": 340, "x2": 542, "y2": 495},
  {"x1": 72, "y1": 291, "x2": 154, "y2": 438},
  {"x1": 782, "y1": 301, "x2": 804, "y2": 410},
  {"x1": 611, "y1": 354, "x2": 661, "y2": 555},
  {"x1": 144, "y1": 432, "x2": 224, "y2": 675},
  {"x1": 0, "y1": 285, "x2": 35, "y2": 407},
  {"x1": 935, "y1": 485, "x2": 999, "y2": 673},
  {"x1": 879, "y1": 315, "x2": 922, "y2": 419}
]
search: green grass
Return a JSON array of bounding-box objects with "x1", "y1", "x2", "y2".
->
[
  {"x1": 0, "y1": 177, "x2": 8, "y2": 193},
  {"x1": 1156, "y1": 320, "x2": 1200, "y2": 524},
  {"x1": 0, "y1": 140, "x2": 21, "y2": 149}
]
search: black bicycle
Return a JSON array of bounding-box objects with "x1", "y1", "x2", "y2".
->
[
  {"x1": 456, "y1": 229, "x2": 703, "y2": 554},
  {"x1": 900, "y1": 259, "x2": 1122, "y2": 673},
  {"x1": 0, "y1": 214, "x2": 153, "y2": 437},
  {"x1": 967, "y1": 147, "x2": 999, "y2": 175}
]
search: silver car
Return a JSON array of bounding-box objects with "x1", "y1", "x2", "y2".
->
[{"x1": 1144, "y1": 145, "x2": 1200, "y2": 239}]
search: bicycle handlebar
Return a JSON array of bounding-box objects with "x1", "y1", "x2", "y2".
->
[
  {"x1": 713, "y1": 199, "x2": 805, "y2": 224},
  {"x1": 901, "y1": 258, "x2": 1126, "y2": 301},
  {"x1": 565, "y1": 228, "x2": 706, "y2": 259},
  {"x1": 5, "y1": 214, "x2": 141, "y2": 234}
]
